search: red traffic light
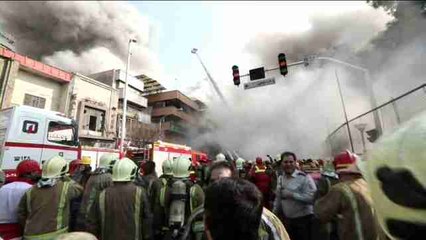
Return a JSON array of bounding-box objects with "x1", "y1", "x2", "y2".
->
[
  {"x1": 278, "y1": 53, "x2": 288, "y2": 76},
  {"x1": 232, "y1": 65, "x2": 240, "y2": 86}
]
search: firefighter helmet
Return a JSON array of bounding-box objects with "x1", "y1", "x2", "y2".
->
[
  {"x1": 42, "y1": 156, "x2": 69, "y2": 179},
  {"x1": 80, "y1": 156, "x2": 92, "y2": 165},
  {"x1": 363, "y1": 112, "x2": 426, "y2": 239},
  {"x1": 99, "y1": 153, "x2": 118, "y2": 170},
  {"x1": 112, "y1": 158, "x2": 138, "y2": 182},
  {"x1": 235, "y1": 158, "x2": 246, "y2": 170},
  {"x1": 16, "y1": 160, "x2": 41, "y2": 177},
  {"x1": 216, "y1": 153, "x2": 226, "y2": 161},
  {"x1": 162, "y1": 159, "x2": 173, "y2": 175},
  {"x1": 333, "y1": 150, "x2": 361, "y2": 174},
  {"x1": 172, "y1": 156, "x2": 191, "y2": 178}
]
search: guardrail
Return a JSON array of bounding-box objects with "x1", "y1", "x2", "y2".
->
[{"x1": 326, "y1": 83, "x2": 426, "y2": 156}]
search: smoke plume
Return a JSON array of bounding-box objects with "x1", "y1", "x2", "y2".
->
[
  {"x1": 190, "y1": 2, "x2": 425, "y2": 159},
  {"x1": 0, "y1": 1, "x2": 161, "y2": 76}
]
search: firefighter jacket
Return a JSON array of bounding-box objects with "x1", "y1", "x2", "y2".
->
[
  {"x1": 180, "y1": 207, "x2": 291, "y2": 240},
  {"x1": 314, "y1": 178, "x2": 383, "y2": 240},
  {"x1": 250, "y1": 164, "x2": 272, "y2": 194},
  {"x1": 78, "y1": 168, "x2": 113, "y2": 229},
  {"x1": 87, "y1": 182, "x2": 153, "y2": 240},
  {"x1": 17, "y1": 179, "x2": 83, "y2": 240}
]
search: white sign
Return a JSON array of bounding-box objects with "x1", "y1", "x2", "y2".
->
[{"x1": 243, "y1": 77, "x2": 276, "y2": 90}]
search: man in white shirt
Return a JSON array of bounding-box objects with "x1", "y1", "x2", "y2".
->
[
  {"x1": 0, "y1": 160, "x2": 41, "y2": 239},
  {"x1": 273, "y1": 151, "x2": 317, "y2": 240}
]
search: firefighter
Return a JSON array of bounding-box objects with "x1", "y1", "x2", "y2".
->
[
  {"x1": 77, "y1": 153, "x2": 117, "y2": 230},
  {"x1": 0, "y1": 160, "x2": 41, "y2": 239},
  {"x1": 17, "y1": 156, "x2": 83, "y2": 239},
  {"x1": 235, "y1": 157, "x2": 246, "y2": 178},
  {"x1": 313, "y1": 160, "x2": 340, "y2": 240},
  {"x1": 87, "y1": 158, "x2": 153, "y2": 240},
  {"x1": 362, "y1": 112, "x2": 426, "y2": 240},
  {"x1": 71, "y1": 156, "x2": 92, "y2": 188},
  {"x1": 158, "y1": 156, "x2": 204, "y2": 240},
  {"x1": 249, "y1": 157, "x2": 273, "y2": 209},
  {"x1": 314, "y1": 150, "x2": 382, "y2": 240},
  {"x1": 159, "y1": 159, "x2": 174, "y2": 183},
  {"x1": 69, "y1": 156, "x2": 93, "y2": 231}
]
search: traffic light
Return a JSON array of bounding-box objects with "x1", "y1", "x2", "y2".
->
[
  {"x1": 232, "y1": 65, "x2": 240, "y2": 86},
  {"x1": 366, "y1": 129, "x2": 379, "y2": 143},
  {"x1": 278, "y1": 53, "x2": 288, "y2": 76}
]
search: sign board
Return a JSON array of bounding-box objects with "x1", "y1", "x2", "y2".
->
[
  {"x1": 249, "y1": 67, "x2": 265, "y2": 81},
  {"x1": 244, "y1": 77, "x2": 276, "y2": 90}
]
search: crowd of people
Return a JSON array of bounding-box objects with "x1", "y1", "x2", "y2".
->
[{"x1": 0, "y1": 111, "x2": 425, "y2": 240}]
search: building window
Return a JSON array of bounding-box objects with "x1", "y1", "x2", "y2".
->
[
  {"x1": 47, "y1": 121, "x2": 76, "y2": 146},
  {"x1": 82, "y1": 106, "x2": 106, "y2": 133},
  {"x1": 23, "y1": 94, "x2": 46, "y2": 109}
]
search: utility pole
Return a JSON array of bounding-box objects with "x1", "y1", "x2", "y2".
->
[
  {"x1": 191, "y1": 48, "x2": 228, "y2": 105},
  {"x1": 335, "y1": 69, "x2": 355, "y2": 152},
  {"x1": 120, "y1": 38, "x2": 137, "y2": 155}
]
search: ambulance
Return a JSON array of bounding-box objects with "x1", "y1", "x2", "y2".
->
[{"x1": 0, "y1": 106, "x2": 119, "y2": 181}]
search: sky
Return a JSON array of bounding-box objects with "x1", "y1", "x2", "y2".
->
[
  {"x1": 2, "y1": 1, "x2": 407, "y2": 158},
  {"x1": 129, "y1": 1, "x2": 390, "y2": 102}
]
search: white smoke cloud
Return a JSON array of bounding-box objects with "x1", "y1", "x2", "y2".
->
[{"x1": 189, "y1": 2, "x2": 394, "y2": 158}]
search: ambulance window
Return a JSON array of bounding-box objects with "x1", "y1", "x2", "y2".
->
[{"x1": 47, "y1": 121, "x2": 76, "y2": 146}]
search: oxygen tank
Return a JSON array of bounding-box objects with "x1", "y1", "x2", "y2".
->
[{"x1": 169, "y1": 180, "x2": 187, "y2": 230}]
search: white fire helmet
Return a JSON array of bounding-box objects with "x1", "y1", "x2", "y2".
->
[
  {"x1": 215, "y1": 153, "x2": 226, "y2": 161},
  {"x1": 363, "y1": 111, "x2": 426, "y2": 240}
]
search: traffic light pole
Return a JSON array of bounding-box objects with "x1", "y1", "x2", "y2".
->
[{"x1": 239, "y1": 60, "x2": 307, "y2": 78}]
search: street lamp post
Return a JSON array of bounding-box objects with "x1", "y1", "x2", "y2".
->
[
  {"x1": 120, "y1": 38, "x2": 137, "y2": 155},
  {"x1": 314, "y1": 56, "x2": 383, "y2": 137},
  {"x1": 335, "y1": 70, "x2": 354, "y2": 153},
  {"x1": 191, "y1": 48, "x2": 228, "y2": 105},
  {"x1": 354, "y1": 123, "x2": 368, "y2": 154}
]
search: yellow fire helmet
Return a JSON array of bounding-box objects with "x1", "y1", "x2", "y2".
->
[
  {"x1": 112, "y1": 158, "x2": 138, "y2": 182},
  {"x1": 42, "y1": 156, "x2": 69, "y2": 179},
  {"x1": 80, "y1": 156, "x2": 92, "y2": 165},
  {"x1": 363, "y1": 111, "x2": 426, "y2": 240}
]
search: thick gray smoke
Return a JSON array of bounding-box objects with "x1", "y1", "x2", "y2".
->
[
  {"x1": 191, "y1": 3, "x2": 425, "y2": 159},
  {"x1": 0, "y1": 1, "x2": 160, "y2": 76}
]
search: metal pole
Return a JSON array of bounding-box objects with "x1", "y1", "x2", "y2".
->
[
  {"x1": 240, "y1": 60, "x2": 306, "y2": 78},
  {"x1": 120, "y1": 39, "x2": 136, "y2": 154},
  {"x1": 315, "y1": 56, "x2": 382, "y2": 136},
  {"x1": 390, "y1": 97, "x2": 402, "y2": 124},
  {"x1": 335, "y1": 69, "x2": 355, "y2": 152},
  {"x1": 360, "y1": 130, "x2": 366, "y2": 153},
  {"x1": 192, "y1": 50, "x2": 228, "y2": 105}
]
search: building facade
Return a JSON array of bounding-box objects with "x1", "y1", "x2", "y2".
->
[
  {"x1": 90, "y1": 69, "x2": 158, "y2": 147},
  {"x1": 146, "y1": 90, "x2": 203, "y2": 145},
  {"x1": 0, "y1": 48, "x2": 72, "y2": 112},
  {"x1": 67, "y1": 73, "x2": 119, "y2": 148}
]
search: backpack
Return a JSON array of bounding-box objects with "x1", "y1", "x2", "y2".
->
[{"x1": 160, "y1": 177, "x2": 201, "y2": 239}]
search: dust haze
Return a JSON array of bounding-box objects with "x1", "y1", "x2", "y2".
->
[{"x1": 190, "y1": 2, "x2": 426, "y2": 159}]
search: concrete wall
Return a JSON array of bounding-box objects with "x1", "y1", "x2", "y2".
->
[
  {"x1": 69, "y1": 74, "x2": 119, "y2": 141},
  {"x1": 9, "y1": 69, "x2": 67, "y2": 112}
]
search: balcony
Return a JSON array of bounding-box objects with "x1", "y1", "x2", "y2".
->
[
  {"x1": 151, "y1": 106, "x2": 195, "y2": 124},
  {"x1": 161, "y1": 121, "x2": 188, "y2": 135},
  {"x1": 119, "y1": 88, "x2": 147, "y2": 108}
]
